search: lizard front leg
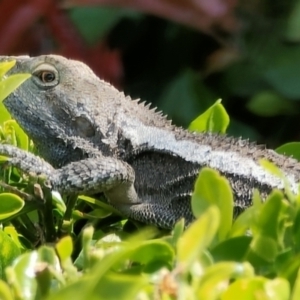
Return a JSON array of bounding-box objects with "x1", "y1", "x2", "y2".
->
[
  {"x1": 0, "y1": 144, "x2": 140, "y2": 208},
  {"x1": 52, "y1": 157, "x2": 140, "y2": 206},
  {"x1": 0, "y1": 144, "x2": 54, "y2": 176}
]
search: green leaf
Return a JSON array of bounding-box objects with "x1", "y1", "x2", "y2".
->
[
  {"x1": 51, "y1": 191, "x2": 66, "y2": 215},
  {"x1": 247, "y1": 91, "x2": 295, "y2": 117},
  {"x1": 159, "y1": 69, "x2": 216, "y2": 127},
  {"x1": 92, "y1": 272, "x2": 147, "y2": 300},
  {"x1": 211, "y1": 236, "x2": 252, "y2": 262},
  {"x1": 229, "y1": 190, "x2": 263, "y2": 237},
  {"x1": 286, "y1": 0, "x2": 300, "y2": 41},
  {"x1": 4, "y1": 226, "x2": 24, "y2": 250},
  {"x1": 8, "y1": 252, "x2": 39, "y2": 300},
  {"x1": 129, "y1": 240, "x2": 175, "y2": 268},
  {"x1": 229, "y1": 207, "x2": 256, "y2": 237},
  {"x1": 177, "y1": 206, "x2": 219, "y2": 268},
  {"x1": 36, "y1": 246, "x2": 61, "y2": 298},
  {"x1": 263, "y1": 42, "x2": 300, "y2": 99},
  {"x1": 0, "y1": 60, "x2": 16, "y2": 78},
  {"x1": 170, "y1": 218, "x2": 185, "y2": 246},
  {"x1": 291, "y1": 267, "x2": 300, "y2": 300},
  {"x1": 248, "y1": 191, "x2": 284, "y2": 263},
  {"x1": 0, "y1": 74, "x2": 31, "y2": 103},
  {"x1": 0, "y1": 103, "x2": 11, "y2": 123},
  {"x1": 197, "y1": 262, "x2": 254, "y2": 299},
  {"x1": 191, "y1": 168, "x2": 233, "y2": 241},
  {"x1": 0, "y1": 60, "x2": 30, "y2": 123},
  {"x1": 260, "y1": 159, "x2": 284, "y2": 179},
  {"x1": 78, "y1": 195, "x2": 121, "y2": 215},
  {"x1": 47, "y1": 272, "x2": 147, "y2": 300},
  {"x1": 3, "y1": 120, "x2": 29, "y2": 150},
  {"x1": 188, "y1": 99, "x2": 229, "y2": 133},
  {"x1": 79, "y1": 208, "x2": 112, "y2": 220},
  {"x1": 0, "y1": 193, "x2": 25, "y2": 220},
  {"x1": 37, "y1": 246, "x2": 59, "y2": 267},
  {"x1": 222, "y1": 277, "x2": 290, "y2": 300},
  {"x1": 0, "y1": 230, "x2": 21, "y2": 279},
  {"x1": 68, "y1": 7, "x2": 141, "y2": 44},
  {"x1": 276, "y1": 142, "x2": 300, "y2": 162},
  {"x1": 56, "y1": 236, "x2": 73, "y2": 262},
  {"x1": 0, "y1": 280, "x2": 13, "y2": 300}
]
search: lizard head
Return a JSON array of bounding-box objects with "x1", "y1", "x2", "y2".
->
[{"x1": 0, "y1": 55, "x2": 121, "y2": 165}]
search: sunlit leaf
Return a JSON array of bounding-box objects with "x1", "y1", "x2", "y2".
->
[
  {"x1": 192, "y1": 168, "x2": 233, "y2": 241},
  {"x1": 0, "y1": 230, "x2": 21, "y2": 279},
  {"x1": 276, "y1": 142, "x2": 300, "y2": 162},
  {"x1": 8, "y1": 252, "x2": 39, "y2": 300},
  {"x1": 56, "y1": 236, "x2": 73, "y2": 262},
  {"x1": 0, "y1": 193, "x2": 25, "y2": 220},
  {"x1": 222, "y1": 277, "x2": 290, "y2": 300},
  {"x1": 0, "y1": 60, "x2": 16, "y2": 78},
  {"x1": 189, "y1": 99, "x2": 229, "y2": 133},
  {"x1": 197, "y1": 262, "x2": 254, "y2": 299},
  {"x1": 177, "y1": 206, "x2": 219, "y2": 268},
  {"x1": 0, "y1": 74, "x2": 31, "y2": 103},
  {"x1": 0, "y1": 280, "x2": 13, "y2": 300},
  {"x1": 3, "y1": 120, "x2": 28, "y2": 150}
]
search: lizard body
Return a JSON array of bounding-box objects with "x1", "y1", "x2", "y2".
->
[{"x1": 0, "y1": 55, "x2": 299, "y2": 229}]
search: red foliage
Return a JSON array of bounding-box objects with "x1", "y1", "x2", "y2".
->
[
  {"x1": 0, "y1": 0, "x2": 239, "y2": 86},
  {"x1": 0, "y1": 0, "x2": 123, "y2": 86},
  {"x1": 63, "y1": 0, "x2": 240, "y2": 34}
]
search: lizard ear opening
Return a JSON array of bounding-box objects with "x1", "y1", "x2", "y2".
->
[
  {"x1": 32, "y1": 63, "x2": 59, "y2": 89},
  {"x1": 73, "y1": 115, "x2": 95, "y2": 138}
]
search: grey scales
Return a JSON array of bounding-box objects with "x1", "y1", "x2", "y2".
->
[{"x1": 0, "y1": 54, "x2": 299, "y2": 229}]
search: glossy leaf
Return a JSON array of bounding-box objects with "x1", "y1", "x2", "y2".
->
[
  {"x1": 129, "y1": 240, "x2": 175, "y2": 267},
  {"x1": 3, "y1": 120, "x2": 28, "y2": 150},
  {"x1": 9, "y1": 252, "x2": 39, "y2": 300},
  {"x1": 259, "y1": 159, "x2": 284, "y2": 179},
  {"x1": 4, "y1": 226, "x2": 24, "y2": 250},
  {"x1": 51, "y1": 191, "x2": 66, "y2": 215},
  {"x1": 276, "y1": 142, "x2": 300, "y2": 162},
  {"x1": 0, "y1": 230, "x2": 21, "y2": 279},
  {"x1": 248, "y1": 191, "x2": 283, "y2": 263},
  {"x1": 192, "y1": 168, "x2": 233, "y2": 241},
  {"x1": 159, "y1": 69, "x2": 216, "y2": 127},
  {"x1": 197, "y1": 262, "x2": 254, "y2": 299},
  {"x1": 222, "y1": 277, "x2": 290, "y2": 300},
  {"x1": 0, "y1": 60, "x2": 16, "y2": 79},
  {"x1": 211, "y1": 236, "x2": 252, "y2": 262},
  {"x1": 0, "y1": 74, "x2": 31, "y2": 103},
  {"x1": 291, "y1": 267, "x2": 300, "y2": 300},
  {"x1": 0, "y1": 103, "x2": 11, "y2": 123},
  {"x1": 177, "y1": 206, "x2": 219, "y2": 267},
  {"x1": 0, "y1": 193, "x2": 25, "y2": 220},
  {"x1": 189, "y1": 99, "x2": 229, "y2": 133},
  {"x1": 0, "y1": 280, "x2": 13, "y2": 300},
  {"x1": 170, "y1": 218, "x2": 185, "y2": 246},
  {"x1": 56, "y1": 236, "x2": 73, "y2": 262}
]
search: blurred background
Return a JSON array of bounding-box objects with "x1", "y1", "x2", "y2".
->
[{"x1": 1, "y1": 0, "x2": 300, "y2": 147}]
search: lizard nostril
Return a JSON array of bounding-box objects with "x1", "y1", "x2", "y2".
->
[{"x1": 74, "y1": 116, "x2": 95, "y2": 138}]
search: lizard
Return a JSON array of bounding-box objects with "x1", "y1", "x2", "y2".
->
[{"x1": 0, "y1": 54, "x2": 299, "y2": 229}]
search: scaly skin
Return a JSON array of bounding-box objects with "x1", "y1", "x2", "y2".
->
[{"x1": 0, "y1": 55, "x2": 299, "y2": 228}]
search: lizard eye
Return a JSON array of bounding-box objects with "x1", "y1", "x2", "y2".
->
[
  {"x1": 32, "y1": 63, "x2": 59, "y2": 88},
  {"x1": 36, "y1": 71, "x2": 56, "y2": 83}
]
